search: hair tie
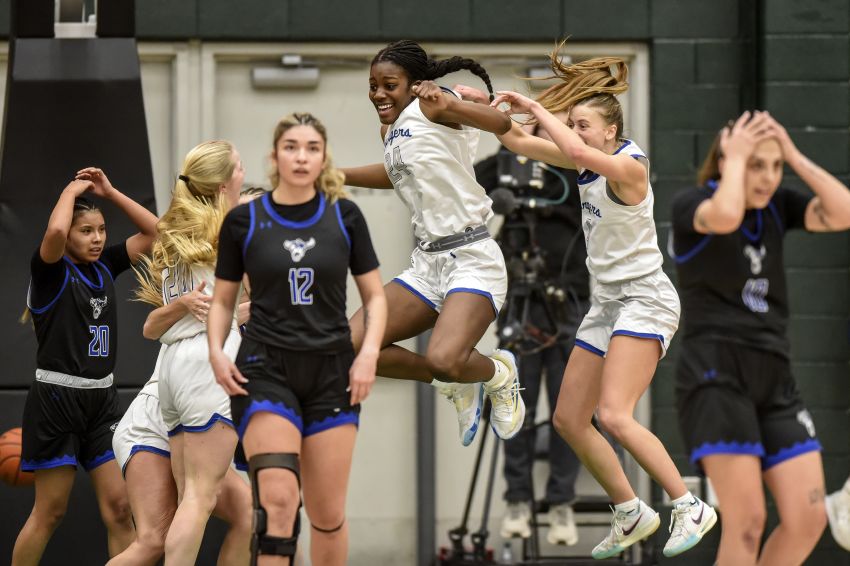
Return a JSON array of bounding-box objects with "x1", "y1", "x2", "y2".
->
[{"x1": 178, "y1": 174, "x2": 190, "y2": 184}]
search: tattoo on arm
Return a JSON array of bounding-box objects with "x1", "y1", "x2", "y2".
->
[
  {"x1": 809, "y1": 487, "x2": 825, "y2": 505},
  {"x1": 363, "y1": 307, "x2": 370, "y2": 330},
  {"x1": 812, "y1": 200, "x2": 831, "y2": 230}
]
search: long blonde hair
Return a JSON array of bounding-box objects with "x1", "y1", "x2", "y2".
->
[
  {"x1": 533, "y1": 41, "x2": 629, "y2": 140},
  {"x1": 135, "y1": 140, "x2": 237, "y2": 306},
  {"x1": 269, "y1": 113, "x2": 347, "y2": 203}
]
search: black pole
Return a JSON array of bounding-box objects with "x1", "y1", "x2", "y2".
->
[{"x1": 417, "y1": 330, "x2": 436, "y2": 566}]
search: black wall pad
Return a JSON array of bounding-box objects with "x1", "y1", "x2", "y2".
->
[
  {"x1": 11, "y1": 0, "x2": 54, "y2": 38},
  {"x1": 97, "y1": 0, "x2": 135, "y2": 38},
  {"x1": 0, "y1": 38, "x2": 158, "y2": 388}
]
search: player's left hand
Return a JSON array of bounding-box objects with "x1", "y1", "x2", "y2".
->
[
  {"x1": 75, "y1": 167, "x2": 116, "y2": 199},
  {"x1": 348, "y1": 350, "x2": 378, "y2": 405},
  {"x1": 762, "y1": 113, "x2": 799, "y2": 160},
  {"x1": 412, "y1": 80, "x2": 445, "y2": 104},
  {"x1": 491, "y1": 90, "x2": 535, "y2": 115}
]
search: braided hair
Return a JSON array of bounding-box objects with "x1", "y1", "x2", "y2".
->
[
  {"x1": 72, "y1": 197, "x2": 101, "y2": 222},
  {"x1": 372, "y1": 40, "x2": 496, "y2": 102}
]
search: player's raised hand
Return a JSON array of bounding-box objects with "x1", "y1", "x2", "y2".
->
[
  {"x1": 491, "y1": 90, "x2": 536, "y2": 115},
  {"x1": 75, "y1": 167, "x2": 116, "y2": 199}
]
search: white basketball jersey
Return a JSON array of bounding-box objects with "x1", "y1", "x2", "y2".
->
[
  {"x1": 158, "y1": 264, "x2": 236, "y2": 345},
  {"x1": 383, "y1": 96, "x2": 493, "y2": 242},
  {"x1": 578, "y1": 140, "x2": 663, "y2": 284}
]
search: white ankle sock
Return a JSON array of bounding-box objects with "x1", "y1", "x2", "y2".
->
[
  {"x1": 613, "y1": 497, "x2": 640, "y2": 515},
  {"x1": 671, "y1": 492, "x2": 696, "y2": 507},
  {"x1": 484, "y1": 358, "x2": 509, "y2": 391}
]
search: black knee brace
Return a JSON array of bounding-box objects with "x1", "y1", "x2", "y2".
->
[{"x1": 248, "y1": 452, "x2": 301, "y2": 565}]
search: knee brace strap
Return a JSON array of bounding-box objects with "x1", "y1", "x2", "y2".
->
[
  {"x1": 312, "y1": 518, "x2": 345, "y2": 534},
  {"x1": 248, "y1": 453, "x2": 302, "y2": 564}
]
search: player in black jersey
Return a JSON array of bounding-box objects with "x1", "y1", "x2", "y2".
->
[
  {"x1": 14, "y1": 169, "x2": 157, "y2": 566},
  {"x1": 670, "y1": 112, "x2": 850, "y2": 566},
  {"x1": 209, "y1": 113, "x2": 386, "y2": 565}
]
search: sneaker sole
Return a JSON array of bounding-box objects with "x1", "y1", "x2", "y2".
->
[
  {"x1": 662, "y1": 507, "x2": 718, "y2": 557},
  {"x1": 547, "y1": 529, "x2": 579, "y2": 546},
  {"x1": 592, "y1": 512, "x2": 660, "y2": 560},
  {"x1": 500, "y1": 526, "x2": 531, "y2": 539},
  {"x1": 461, "y1": 384, "x2": 485, "y2": 447},
  {"x1": 825, "y1": 493, "x2": 850, "y2": 552}
]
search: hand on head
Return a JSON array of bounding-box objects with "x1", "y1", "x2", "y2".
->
[
  {"x1": 65, "y1": 178, "x2": 94, "y2": 196},
  {"x1": 75, "y1": 167, "x2": 115, "y2": 198},
  {"x1": 719, "y1": 110, "x2": 775, "y2": 162}
]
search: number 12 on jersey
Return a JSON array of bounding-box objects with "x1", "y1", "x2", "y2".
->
[
  {"x1": 385, "y1": 146, "x2": 411, "y2": 182},
  {"x1": 288, "y1": 268, "x2": 315, "y2": 305}
]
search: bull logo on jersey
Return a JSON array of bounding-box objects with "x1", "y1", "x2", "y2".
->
[
  {"x1": 283, "y1": 238, "x2": 316, "y2": 263},
  {"x1": 797, "y1": 409, "x2": 816, "y2": 438},
  {"x1": 90, "y1": 297, "x2": 108, "y2": 320},
  {"x1": 743, "y1": 244, "x2": 766, "y2": 274}
]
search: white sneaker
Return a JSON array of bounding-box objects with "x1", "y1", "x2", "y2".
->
[
  {"x1": 662, "y1": 497, "x2": 717, "y2": 557},
  {"x1": 591, "y1": 501, "x2": 660, "y2": 560},
  {"x1": 435, "y1": 381, "x2": 484, "y2": 446},
  {"x1": 826, "y1": 486, "x2": 850, "y2": 551},
  {"x1": 501, "y1": 501, "x2": 532, "y2": 539},
  {"x1": 547, "y1": 503, "x2": 579, "y2": 546},
  {"x1": 485, "y1": 349, "x2": 525, "y2": 440}
]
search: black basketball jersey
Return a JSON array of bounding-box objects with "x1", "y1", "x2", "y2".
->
[
  {"x1": 670, "y1": 183, "x2": 812, "y2": 356},
  {"x1": 28, "y1": 244, "x2": 131, "y2": 378},
  {"x1": 217, "y1": 191, "x2": 377, "y2": 352}
]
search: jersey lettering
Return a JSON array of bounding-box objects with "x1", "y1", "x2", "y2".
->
[
  {"x1": 163, "y1": 264, "x2": 193, "y2": 304},
  {"x1": 385, "y1": 146, "x2": 412, "y2": 182},
  {"x1": 288, "y1": 267, "x2": 315, "y2": 305},
  {"x1": 742, "y1": 278, "x2": 769, "y2": 313},
  {"x1": 88, "y1": 325, "x2": 110, "y2": 357}
]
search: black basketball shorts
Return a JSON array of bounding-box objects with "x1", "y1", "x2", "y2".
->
[
  {"x1": 675, "y1": 338, "x2": 821, "y2": 474},
  {"x1": 21, "y1": 380, "x2": 121, "y2": 472}
]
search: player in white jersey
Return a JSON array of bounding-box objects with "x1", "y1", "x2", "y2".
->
[
  {"x1": 133, "y1": 141, "x2": 251, "y2": 565},
  {"x1": 483, "y1": 46, "x2": 716, "y2": 559},
  {"x1": 341, "y1": 40, "x2": 525, "y2": 447}
]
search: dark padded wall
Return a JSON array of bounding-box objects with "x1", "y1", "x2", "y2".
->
[{"x1": 0, "y1": 37, "x2": 158, "y2": 389}]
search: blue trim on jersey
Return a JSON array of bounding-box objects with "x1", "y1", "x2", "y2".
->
[
  {"x1": 167, "y1": 413, "x2": 234, "y2": 437},
  {"x1": 671, "y1": 234, "x2": 714, "y2": 264},
  {"x1": 763, "y1": 438, "x2": 821, "y2": 470},
  {"x1": 83, "y1": 449, "x2": 117, "y2": 471},
  {"x1": 262, "y1": 191, "x2": 326, "y2": 229},
  {"x1": 64, "y1": 256, "x2": 106, "y2": 290},
  {"x1": 21, "y1": 454, "x2": 78, "y2": 471},
  {"x1": 243, "y1": 199, "x2": 257, "y2": 257},
  {"x1": 392, "y1": 277, "x2": 438, "y2": 311},
  {"x1": 690, "y1": 440, "x2": 765, "y2": 465},
  {"x1": 96, "y1": 260, "x2": 114, "y2": 282},
  {"x1": 446, "y1": 287, "x2": 498, "y2": 316},
  {"x1": 304, "y1": 412, "x2": 359, "y2": 437},
  {"x1": 236, "y1": 400, "x2": 304, "y2": 439},
  {"x1": 576, "y1": 171, "x2": 600, "y2": 185},
  {"x1": 575, "y1": 339, "x2": 605, "y2": 357},
  {"x1": 612, "y1": 329, "x2": 665, "y2": 344},
  {"x1": 767, "y1": 201, "x2": 784, "y2": 236},
  {"x1": 28, "y1": 266, "x2": 71, "y2": 314},
  {"x1": 334, "y1": 202, "x2": 351, "y2": 249},
  {"x1": 740, "y1": 209, "x2": 763, "y2": 242},
  {"x1": 613, "y1": 139, "x2": 632, "y2": 155}
]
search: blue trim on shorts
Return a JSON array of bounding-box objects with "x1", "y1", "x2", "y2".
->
[
  {"x1": 237, "y1": 399, "x2": 304, "y2": 438},
  {"x1": 123, "y1": 445, "x2": 170, "y2": 474},
  {"x1": 167, "y1": 413, "x2": 234, "y2": 437},
  {"x1": 690, "y1": 440, "x2": 765, "y2": 466},
  {"x1": 235, "y1": 460, "x2": 248, "y2": 472},
  {"x1": 392, "y1": 277, "x2": 438, "y2": 311},
  {"x1": 446, "y1": 287, "x2": 498, "y2": 316},
  {"x1": 575, "y1": 339, "x2": 605, "y2": 357},
  {"x1": 763, "y1": 439, "x2": 822, "y2": 470},
  {"x1": 304, "y1": 412, "x2": 359, "y2": 437},
  {"x1": 21, "y1": 454, "x2": 78, "y2": 471},
  {"x1": 612, "y1": 330, "x2": 665, "y2": 344},
  {"x1": 83, "y1": 449, "x2": 117, "y2": 471}
]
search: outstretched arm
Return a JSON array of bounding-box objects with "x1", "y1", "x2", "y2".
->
[
  {"x1": 40, "y1": 179, "x2": 95, "y2": 264},
  {"x1": 341, "y1": 163, "x2": 394, "y2": 189},
  {"x1": 76, "y1": 167, "x2": 158, "y2": 262},
  {"x1": 766, "y1": 116, "x2": 850, "y2": 232},
  {"x1": 414, "y1": 81, "x2": 511, "y2": 135}
]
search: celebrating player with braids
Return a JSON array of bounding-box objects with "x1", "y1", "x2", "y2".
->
[{"x1": 342, "y1": 40, "x2": 525, "y2": 448}]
